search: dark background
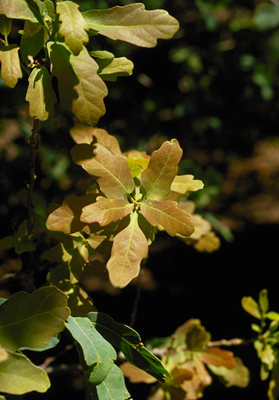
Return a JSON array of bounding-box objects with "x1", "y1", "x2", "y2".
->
[{"x1": 1, "y1": 0, "x2": 279, "y2": 399}]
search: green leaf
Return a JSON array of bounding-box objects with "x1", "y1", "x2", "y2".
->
[
  {"x1": 86, "y1": 364, "x2": 131, "y2": 400},
  {"x1": 20, "y1": 20, "x2": 49, "y2": 64},
  {"x1": 259, "y1": 288, "x2": 269, "y2": 314},
  {"x1": 57, "y1": 1, "x2": 89, "y2": 56},
  {"x1": 0, "y1": 15, "x2": 12, "y2": 38},
  {"x1": 0, "y1": 0, "x2": 47, "y2": 23},
  {"x1": 83, "y1": 3, "x2": 179, "y2": 48},
  {"x1": 0, "y1": 44, "x2": 23, "y2": 88},
  {"x1": 97, "y1": 56, "x2": 134, "y2": 81},
  {"x1": 0, "y1": 351, "x2": 50, "y2": 395},
  {"x1": 141, "y1": 139, "x2": 183, "y2": 200},
  {"x1": 81, "y1": 196, "x2": 133, "y2": 226},
  {"x1": 107, "y1": 212, "x2": 148, "y2": 288},
  {"x1": 66, "y1": 315, "x2": 116, "y2": 385},
  {"x1": 71, "y1": 143, "x2": 135, "y2": 199},
  {"x1": 241, "y1": 296, "x2": 262, "y2": 319},
  {"x1": 0, "y1": 286, "x2": 70, "y2": 351},
  {"x1": 141, "y1": 199, "x2": 195, "y2": 237},
  {"x1": 86, "y1": 312, "x2": 171, "y2": 382},
  {"x1": 26, "y1": 66, "x2": 57, "y2": 121},
  {"x1": 47, "y1": 41, "x2": 108, "y2": 126}
]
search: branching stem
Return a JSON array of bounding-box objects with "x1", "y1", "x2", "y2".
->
[{"x1": 27, "y1": 117, "x2": 39, "y2": 234}]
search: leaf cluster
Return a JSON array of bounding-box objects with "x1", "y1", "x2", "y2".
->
[
  {"x1": 45, "y1": 125, "x2": 218, "y2": 289},
  {"x1": 121, "y1": 318, "x2": 249, "y2": 400},
  {"x1": 242, "y1": 289, "x2": 279, "y2": 399},
  {"x1": 0, "y1": 0, "x2": 179, "y2": 125}
]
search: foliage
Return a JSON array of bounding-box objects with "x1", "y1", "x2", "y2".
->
[{"x1": 0, "y1": 1, "x2": 278, "y2": 400}]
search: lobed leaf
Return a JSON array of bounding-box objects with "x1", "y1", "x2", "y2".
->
[
  {"x1": 83, "y1": 3, "x2": 179, "y2": 48},
  {"x1": 86, "y1": 312, "x2": 171, "y2": 382},
  {"x1": 25, "y1": 66, "x2": 57, "y2": 121},
  {"x1": 81, "y1": 196, "x2": 133, "y2": 226},
  {"x1": 141, "y1": 139, "x2": 183, "y2": 200},
  {"x1": 66, "y1": 315, "x2": 116, "y2": 385},
  {"x1": 0, "y1": 45, "x2": 23, "y2": 88},
  {"x1": 70, "y1": 121, "x2": 122, "y2": 155},
  {"x1": 47, "y1": 42, "x2": 107, "y2": 126},
  {"x1": 141, "y1": 199, "x2": 195, "y2": 237},
  {"x1": 0, "y1": 351, "x2": 50, "y2": 395},
  {"x1": 198, "y1": 348, "x2": 236, "y2": 369},
  {"x1": 46, "y1": 194, "x2": 98, "y2": 235},
  {"x1": 0, "y1": 286, "x2": 70, "y2": 351},
  {"x1": 57, "y1": 1, "x2": 89, "y2": 56},
  {"x1": 107, "y1": 212, "x2": 148, "y2": 288},
  {"x1": 0, "y1": 0, "x2": 47, "y2": 23},
  {"x1": 71, "y1": 143, "x2": 135, "y2": 199},
  {"x1": 97, "y1": 56, "x2": 134, "y2": 81},
  {"x1": 208, "y1": 357, "x2": 249, "y2": 388},
  {"x1": 171, "y1": 175, "x2": 204, "y2": 195}
]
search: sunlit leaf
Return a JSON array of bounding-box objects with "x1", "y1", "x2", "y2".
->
[
  {"x1": 57, "y1": 1, "x2": 88, "y2": 56},
  {"x1": 46, "y1": 194, "x2": 98, "y2": 234},
  {"x1": 208, "y1": 357, "x2": 249, "y2": 388},
  {"x1": 259, "y1": 288, "x2": 269, "y2": 314},
  {"x1": 81, "y1": 196, "x2": 133, "y2": 226},
  {"x1": 171, "y1": 175, "x2": 204, "y2": 195},
  {"x1": 141, "y1": 139, "x2": 183, "y2": 200},
  {"x1": 241, "y1": 296, "x2": 261, "y2": 319},
  {"x1": 66, "y1": 315, "x2": 116, "y2": 385},
  {"x1": 83, "y1": 3, "x2": 179, "y2": 48},
  {"x1": 0, "y1": 0, "x2": 47, "y2": 23},
  {"x1": 86, "y1": 312, "x2": 171, "y2": 382},
  {"x1": 172, "y1": 319, "x2": 210, "y2": 350},
  {"x1": 0, "y1": 45, "x2": 23, "y2": 88},
  {"x1": 107, "y1": 212, "x2": 148, "y2": 288},
  {"x1": 71, "y1": 143, "x2": 135, "y2": 199},
  {"x1": 0, "y1": 351, "x2": 50, "y2": 395},
  {"x1": 0, "y1": 286, "x2": 70, "y2": 351},
  {"x1": 120, "y1": 362, "x2": 157, "y2": 384},
  {"x1": 26, "y1": 66, "x2": 57, "y2": 121},
  {"x1": 47, "y1": 41, "x2": 108, "y2": 126},
  {"x1": 199, "y1": 347, "x2": 236, "y2": 369},
  {"x1": 141, "y1": 199, "x2": 195, "y2": 237},
  {"x1": 97, "y1": 56, "x2": 134, "y2": 81}
]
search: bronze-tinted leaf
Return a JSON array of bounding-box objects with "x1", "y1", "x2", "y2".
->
[
  {"x1": 199, "y1": 347, "x2": 236, "y2": 369},
  {"x1": 81, "y1": 197, "x2": 133, "y2": 226},
  {"x1": 141, "y1": 139, "x2": 183, "y2": 200},
  {"x1": 46, "y1": 194, "x2": 98, "y2": 234},
  {"x1": 47, "y1": 42, "x2": 107, "y2": 126},
  {"x1": 0, "y1": 0, "x2": 46, "y2": 23},
  {"x1": 71, "y1": 143, "x2": 135, "y2": 199},
  {"x1": 107, "y1": 213, "x2": 148, "y2": 288},
  {"x1": 70, "y1": 121, "x2": 122, "y2": 155},
  {"x1": 141, "y1": 199, "x2": 194, "y2": 237}
]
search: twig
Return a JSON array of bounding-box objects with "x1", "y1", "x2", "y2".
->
[
  {"x1": 27, "y1": 117, "x2": 39, "y2": 234},
  {"x1": 208, "y1": 337, "x2": 247, "y2": 347}
]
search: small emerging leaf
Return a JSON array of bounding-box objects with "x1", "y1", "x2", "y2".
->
[
  {"x1": 0, "y1": 15, "x2": 12, "y2": 38},
  {"x1": 83, "y1": 4, "x2": 179, "y2": 48},
  {"x1": 107, "y1": 212, "x2": 148, "y2": 288},
  {"x1": 57, "y1": 1, "x2": 89, "y2": 56},
  {"x1": 241, "y1": 296, "x2": 261, "y2": 319}
]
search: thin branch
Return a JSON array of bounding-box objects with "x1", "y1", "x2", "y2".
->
[
  {"x1": 208, "y1": 337, "x2": 248, "y2": 347},
  {"x1": 27, "y1": 117, "x2": 39, "y2": 234}
]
